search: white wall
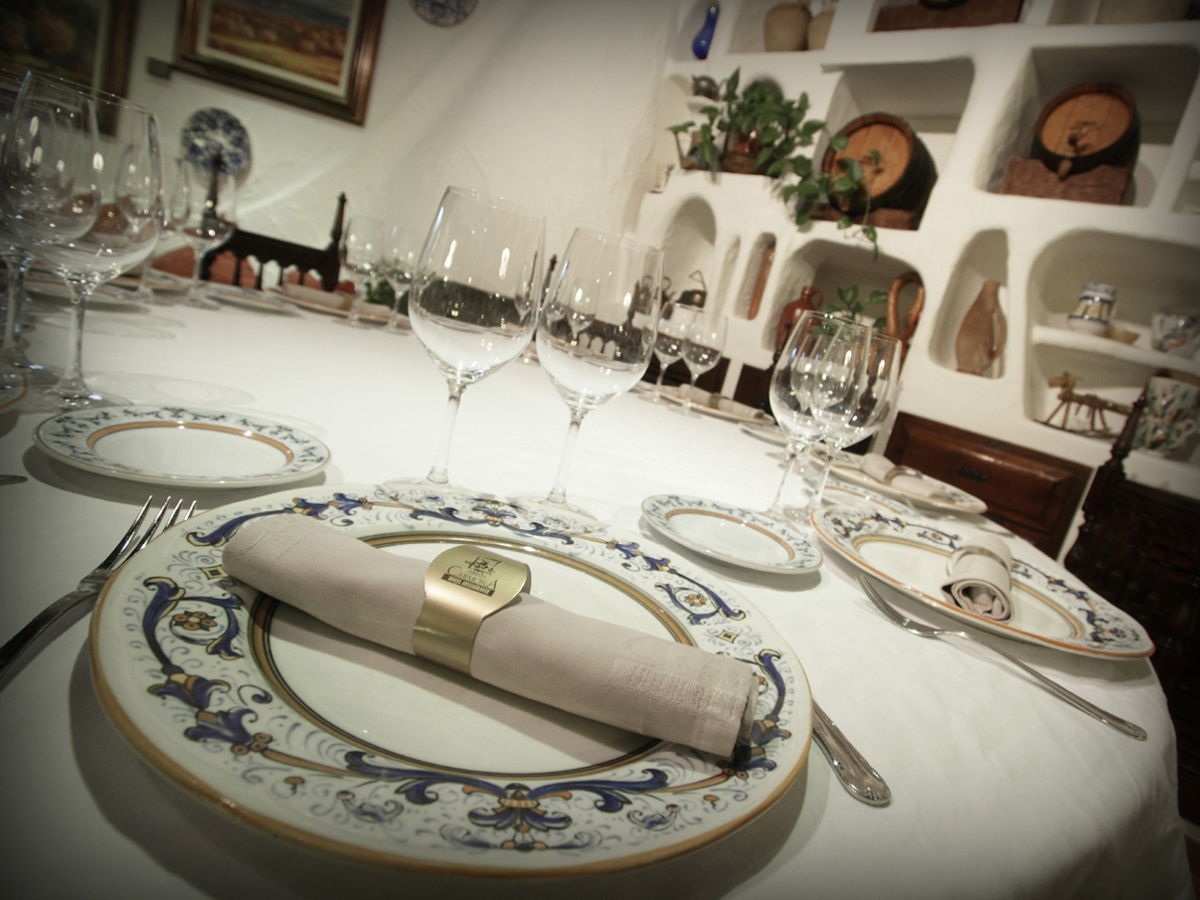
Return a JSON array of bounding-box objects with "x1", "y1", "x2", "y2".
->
[{"x1": 126, "y1": 0, "x2": 680, "y2": 256}]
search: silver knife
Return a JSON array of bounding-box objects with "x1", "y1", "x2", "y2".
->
[{"x1": 811, "y1": 699, "x2": 891, "y2": 806}]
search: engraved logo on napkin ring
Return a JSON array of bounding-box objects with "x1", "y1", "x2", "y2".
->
[{"x1": 413, "y1": 546, "x2": 531, "y2": 674}]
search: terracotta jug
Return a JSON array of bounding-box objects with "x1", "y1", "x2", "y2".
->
[
  {"x1": 955, "y1": 279, "x2": 1007, "y2": 376},
  {"x1": 774, "y1": 287, "x2": 824, "y2": 355},
  {"x1": 764, "y1": 3, "x2": 810, "y2": 52}
]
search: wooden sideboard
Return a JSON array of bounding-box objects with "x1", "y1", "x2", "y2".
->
[{"x1": 883, "y1": 413, "x2": 1092, "y2": 557}]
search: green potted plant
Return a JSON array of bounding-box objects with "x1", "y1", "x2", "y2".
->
[{"x1": 668, "y1": 68, "x2": 880, "y2": 256}]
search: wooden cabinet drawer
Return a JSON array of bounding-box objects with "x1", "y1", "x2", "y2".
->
[{"x1": 884, "y1": 413, "x2": 1092, "y2": 556}]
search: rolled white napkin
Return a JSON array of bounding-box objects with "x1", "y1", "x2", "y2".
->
[
  {"x1": 223, "y1": 515, "x2": 757, "y2": 757},
  {"x1": 282, "y1": 283, "x2": 352, "y2": 310},
  {"x1": 941, "y1": 532, "x2": 1013, "y2": 621},
  {"x1": 677, "y1": 384, "x2": 767, "y2": 419},
  {"x1": 859, "y1": 453, "x2": 954, "y2": 500}
]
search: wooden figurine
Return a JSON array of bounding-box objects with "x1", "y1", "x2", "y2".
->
[
  {"x1": 955, "y1": 279, "x2": 1007, "y2": 375},
  {"x1": 1042, "y1": 372, "x2": 1132, "y2": 436}
]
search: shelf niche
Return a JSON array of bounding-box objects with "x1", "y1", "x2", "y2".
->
[
  {"x1": 821, "y1": 58, "x2": 975, "y2": 220},
  {"x1": 660, "y1": 195, "x2": 720, "y2": 311},
  {"x1": 929, "y1": 229, "x2": 1010, "y2": 379},
  {"x1": 762, "y1": 238, "x2": 922, "y2": 353},
  {"x1": 733, "y1": 233, "x2": 777, "y2": 319},
  {"x1": 980, "y1": 43, "x2": 1200, "y2": 208}
]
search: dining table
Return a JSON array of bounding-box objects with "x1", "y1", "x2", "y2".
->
[{"x1": 0, "y1": 281, "x2": 1193, "y2": 900}]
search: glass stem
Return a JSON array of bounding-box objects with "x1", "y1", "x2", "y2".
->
[
  {"x1": 2, "y1": 251, "x2": 29, "y2": 356},
  {"x1": 682, "y1": 372, "x2": 697, "y2": 414},
  {"x1": 651, "y1": 362, "x2": 669, "y2": 402},
  {"x1": 52, "y1": 283, "x2": 95, "y2": 403},
  {"x1": 547, "y1": 407, "x2": 588, "y2": 505},
  {"x1": 426, "y1": 380, "x2": 464, "y2": 485},
  {"x1": 801, "y1": 445, "x2": 839, "y2": 516},
  {"x1": 765, "y1": 441, "x2": 805, "y2": 518}
]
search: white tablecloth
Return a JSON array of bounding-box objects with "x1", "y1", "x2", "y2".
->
[{"x1": 0, "y1": 290, "x2": 1192, "y2": 899}]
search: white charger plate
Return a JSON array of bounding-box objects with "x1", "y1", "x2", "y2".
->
[
  {"x1": 208, "y1": 285, "x2": 296, "y2": 313},
  {"x1": 642, "y1": 494, "x2": 822, "y2": 574},
  {"x1": 34, "y1": 406, "x2": 330, "y2": 488},
  {"x1": 811, "y1": 505, "x2": 1152, "y2": 659},
  {"x1": 831, "y1": 456, "x2": 987, "y2": 514},
  {"x1": 655, "y1": 386, "x2": 775, "y2": 426},
  {"x1": 91, "y1": 484, "x2": 811, "y2": 875}
]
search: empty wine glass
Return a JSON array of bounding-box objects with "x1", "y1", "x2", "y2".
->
[
  {"x1": 0, "y1": 69, "x2": 57, "y2": 384},
  {"x1": 341, "y1": 214, "x2": 386, "y2": 327},
  {"x1": 382, "y1": 225, "x2": 423, "y2": 332},
  {"x1": 405, "y1": 186, "x2": 544, "y2": 485},
  {"x1": 677, "y1": 311, "x2": 726, "y2": 415},
  {"x1": 803, "y1": 329, "x2": 902, "y2": 515},
  {"x1": 179, "y1": 155, "x2": 236, "y2": 308},
  {"x1": 535, "y1": 228, "x2": 662, "y2": 511},
  {"x1": 3, "y1": 77, "x2": 164, "y2": 408},
  {"x1": 643, "y1": 300, "x2": 689, "y2": 403},
  {"x1": 765, "y1": 311, "x2": 870, "y2": 521}
]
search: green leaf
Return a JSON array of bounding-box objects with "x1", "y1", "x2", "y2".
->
[
  {"x1": 793, "y1": 180, "x2": 821, "y2": 197},
  {"x1": 868, "y1": 149, "x2": 882, "y2": 165},
  {"x1": 862, "y1": 226, "x2": 879, "y2": 245},
  {"x1": 666, "y1": 121, "x2": 694, "y2": 134},
  {"x1": 767, "y1": 159, "x2": 786, "y2": 177},
  {"x1": 701, "y1": 144, "x2": 715, "y2": 168},
  {"x1": 833, "y1": 175, "x2": 859, "y2": 194},
  {"x1": 874, "y1": 316, "x2": 888, "y2": 329},
  {"x1": 758, "y1": 127, "x2": 780, "y2": 145},
  {"x1": 842, "y1": 159, "x2": 865, "y2": 183},
  {"x1": 837, "y1": 215, "x2": 852, "y2": 230},
  {"x1": 869, "y1": 289, "x2": 888, "y2": 306},
  {"x1": 837, "y1": 285, "x2": 858, "y2": 306},
  {"x1": 727, "y1": 68, "x2": 740, "y2": 96},
  {"x1": 830, "y1": 134, "x2": 849, "y2": 152},
  {"x1": 755, "y1": 147, "x2": 772, "y2": 167}
]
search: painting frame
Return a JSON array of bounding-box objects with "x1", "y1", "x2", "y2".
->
[
  {"x1": 173, "y1": 0, "x2": 384, "y2": 125},
  {"x1": 0, "y1": 0, "x2": 138, "y2": 98}
]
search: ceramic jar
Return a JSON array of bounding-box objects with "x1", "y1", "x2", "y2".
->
[
  {"x1": 1067, "y1": 282, "x2": 1116, "y2": 335},
  {"x1": 1151, "y1": 310, "x2": 1200, "y2": 357},
  {"x1": 1132, "y1": 375, "x2": 1200, "y2": 457},
  {"x1": 764, "y1": 3, "x2": 810, "y2": 52}
]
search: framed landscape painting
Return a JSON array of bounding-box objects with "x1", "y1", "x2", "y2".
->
[
  {"x1": 174, "y1": 0, "x2": 384, "y2": 124},
  {"x1": 0, "y1": 0, "x2": 137, "y2": 97}
]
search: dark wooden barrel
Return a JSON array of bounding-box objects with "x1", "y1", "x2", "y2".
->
[
  {"x1": 1032, "y1": 83, "x2": 1140, "y2": 178},
  {"x1": 821, "y1": 113, "x2": 938, "y2": 216}
]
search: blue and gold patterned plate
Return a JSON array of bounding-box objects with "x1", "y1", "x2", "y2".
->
[
  {"x1": 91, "y1": 484, "x2": 811, "y2": 875},
  {"x1": 811, "y1": 506, "x2": 1152, "y2": 659},
  {"x1": 642, "y1": 494, "x2": 822, "y2": 574},
  {"x1": 34, "y1": 406, "x2": 330, "y2": 488}
]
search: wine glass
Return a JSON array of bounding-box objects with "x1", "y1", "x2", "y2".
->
[
  {"x1": 341, "y1": 214, "x2": 386, "y2": 327},
  {"x1": 0, "y1": 69, "x2": 58, "y2": 384},
  {"x1": 643, "y1": 300, "x2": 689, "y2": 403},
  {"x1": 765, "y1": 311, "x2": 870, "y2": 520},
  {"x1": 677, "y1": 311, "x2": 726, "y2": 415},
  {"x1": 179, "y1": 155, "x2": 237, "y2": 308},
  {"x1": 3, "y1": 78, "x2": 164, "y2": 409},
  {"x1": 382, "y1": 224, "x2": 423, "y2": 332},
  {"x1": 406, "y1": 186, "x2": 544, "y2": 485},
  {"x1": 535, "y1": 227, "x2": 663, "y2": 511},
  {"x1": 126, "y1": 156, "x2": 189, "y2": 303},
  {"x1": 802, "y1": 329, "x2": 902, "y2": 514}
]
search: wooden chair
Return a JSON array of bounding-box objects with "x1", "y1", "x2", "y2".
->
[
  {"x1": 1064, "y1": 391, "x2": 1200, "y2": 821},
  {"x1": 199, "y1": 193, "x2": 347, "y2": 291}
]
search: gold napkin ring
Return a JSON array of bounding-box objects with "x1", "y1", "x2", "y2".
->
[{"x1": 413, "y1": 546, "x2": 531, "y2": 674}]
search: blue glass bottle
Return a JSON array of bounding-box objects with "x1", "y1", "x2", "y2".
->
[{"x1": 692, "y1": 4, "x2": 720, "y2": 60}]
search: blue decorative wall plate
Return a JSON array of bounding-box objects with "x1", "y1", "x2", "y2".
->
[
  {"x1": 91, "y1": 484, "x2": 811, "y2": 874},
  {"x1": 411, "y1": 0, "x2": 478, "y2": 27},
  {"x1": 180, "y1": 108, "x2": 251, "y2": 176}
]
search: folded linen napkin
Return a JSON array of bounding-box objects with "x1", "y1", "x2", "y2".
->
[
  {"x1": 940, "y1": 532, "x2": 1013, "y2": 621},
  {"x1": 281, "y1": 283, "x2": 353, "y2": 310},
  {"x1": 223, "y1": 515, "x2": 757, "y2": 757},
  {"x1": 676, "y1": 384, "x2": 767, "y2": 419},
  {"x1": 859, "y1": 454, "x2": 954, "y2": 500}
]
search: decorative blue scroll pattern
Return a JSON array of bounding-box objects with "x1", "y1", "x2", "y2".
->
[
  {"x1": 105, "y1": 486, "x2": 803, "y2": 865},
  {"x1": 813, "y1": 506, "x2": 1152, "y2": 656}
]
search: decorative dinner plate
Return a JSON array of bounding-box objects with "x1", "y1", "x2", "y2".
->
[
  {"x1": 91, "y1": 484, "x2": 811, "y2": 875},
  {"x1": 181, "y1": 108, "x2": 251, "y2": 176},
  {"x1": 33, "y1": 406, "x2": 330, "y2": 488},
  {"x1": 0, "y1": 359, "x2": 29, "y2": 412},
  {"x1": 642, "y1": 494, "x2": 822, "y2": 574},
  {"x1": 811, "y1": 506, "x2": 1152, "y2": 658},
  {"x1": 830, "y1": 457, "x2": 987, "y2": 514},
  {"x1": 655, "y1": 386, "x2": 775, "y2": 426}
]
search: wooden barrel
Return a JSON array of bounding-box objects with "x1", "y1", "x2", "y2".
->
[
  {"x1": 1032, "y1": 83, "x2": 1139, "y2": 178},
  {"x1": 821, "y1": 113, "x2": 937, "y2": 216}
]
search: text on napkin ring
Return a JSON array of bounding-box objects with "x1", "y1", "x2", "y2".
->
[{"x1": 413, "y1": 546, "x2": 531, "y2": 674}]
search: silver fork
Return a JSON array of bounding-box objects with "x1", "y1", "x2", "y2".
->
[
  {"x1": 0, "y1": 496, "x2": 196, "y2": 690},
  {"x1": 858, "y1": 575, "x2": 1147, "y2": 740}
]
